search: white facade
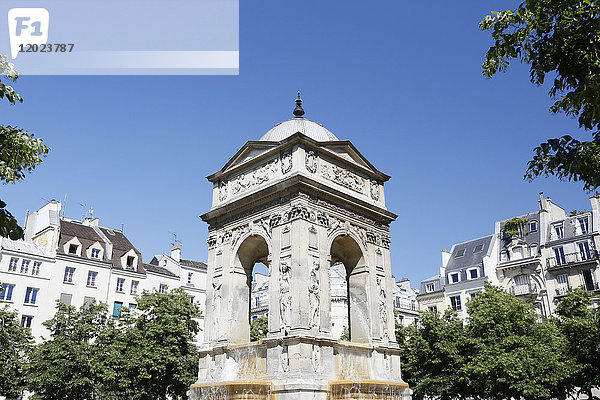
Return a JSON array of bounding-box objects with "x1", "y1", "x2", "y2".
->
[
  {"x1": 393, "y1": 278, "x2": 419, "y2": 327},
  {"x1": 0, "y1": 200, "x2": 207, "y2": 343}
]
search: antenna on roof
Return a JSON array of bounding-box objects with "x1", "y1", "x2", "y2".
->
[
  {"x1": 79, "y1": 203, "x2": 86, "y2": 221},
  {"x1": 61, "y1": 193, "x2": 67, "y2": 218},
  {"x1": 169, "y1": 231, "x2": 182, "y2": 248},
  {"x1": 89, "y1": 207, "x2": 94, "y2": 218}
]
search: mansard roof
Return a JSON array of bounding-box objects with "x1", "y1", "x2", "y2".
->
[
  {"x1": 143, "y1": 263, "x2": 179, "y2": 278},
  {"x1": 445, "y1": 235, "x2": 493, "y2": 272}
]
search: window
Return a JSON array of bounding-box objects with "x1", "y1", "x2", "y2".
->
[
  {"x1": 24, "y1": 287, "x2": 38, "y2": 305},
  {"x1": 130, "y1": 280, "x2": 139, "y2": 295},
  {"x1": 187, "y1": 272, "x2": 193, "y2": 285},
  {"x1": 128, "y1": 303, "x2": 137, "y2": 310},
  {"x1": 501, "y1": 251, "x2": 509, "y2": 262},
  {"x1": 8, "y1": 257, "x2": 18, "y2": 272},
  {"x1": 126, "y1": 256, "x2": 135, "y2": 270},
  {"x1": 20, "y1": 315, "x2": 33, "y2": 329},
  {"x1": 59, "y1": 293, "x2": 72, "y2": 306},
  {"x1": 87, "y1": 271, "x2": 97, "y2": 287},
  {"x1": 91, "y1": 248, "x2": 100, "y2": 259},
  {"x1": 428, "y1": 305, "x2": 438, "y2": 313},
  {"x1": 0, "y1": 284, "x2": 15, "y2": 301},
  {"x1": 554, "y1": 223, "x2": 564, "y2": 239},
  {"x1": 513, "y1": 246, "x2": 524, "y2": 260},
  {"x1": 554, "y1": 247, "x2": 566, "y2": 265},
  {"x1": 529, "y1": 244, "x2": 538, "y2": 257},
  {"x1": 116, "y1": 278, "x2": 125, "y2": 292},
  {"x1": 578, "y1": 241, "x2": 591, "y2": 260},
  {"x1": 425, "y1": 282, "x2": 435, "y2": 293},
  {"x1": 20, "y1": 259, "x2": 30, "y2": 274},
  {"x1": 64, "y1": 267, "x2": 75, "y2": 283},
  {"x1": 514, "y1": 274, "x2": 530, "y2": 286},
  {"x1": 468, "y1": 268, "x2": 479, "y2": 279},
  {"x1": 450, "y1": 295, "x2": 462, "y2": 311},
  {"x1": 455, "y1": 249, "x2": 466, "y2": 257},
  {"x1": 113, "y1": 301, "x2": 123, "y2": 319},
  {"x1": 189, "y1": 295, "x2": 195, "y2": 304},
  {"x1": 159, "y1": 284, "x2": 167, "y2": 294},
  {"x1": 68, "y1": 243, "x2": 79, "y2": 254},
  {"x1": 470, "y1": 292, "x2": 479, "y2": 298},
  {"x1": 83, "y1": 296, "x2": 95, "y2": 307},
  {"x1": 583, "y1": 269, "x2": 596, "y2": 291},
  {"x1": 255, "y1": 296, "x2": 260, "y2": 307},
  {"x1": 579, "y1": 217, "x2": 589, "y2": 235},
  {"x1": 473, "y1": 244, "x2": 484, "y2": 253},
  {"x1": 556, "y1": 273, "x2": 569, "y2": 295},
  {"x1": 32, "y1": 261, "x2": 41, "y2": 275},
  {"x1": 411, "y1": 299, "x2": 417, "y2": 311},
  {"x1": 449, "y1": 272, "x2": 460, "y2": 283},
  {"x1": 529, "y1": 221, "x2": 537, "y2": 232}
]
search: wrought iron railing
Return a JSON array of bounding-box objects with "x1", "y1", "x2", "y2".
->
[
  {"x1": 546, "y1": 251, "x2": 598, "y2": 268},
  {"x1": 510, "y1": 283, "x2": 537, "y2": 296}
]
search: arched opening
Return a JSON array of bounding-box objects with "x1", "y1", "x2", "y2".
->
[
  {"x1": 232, "y1": 234, "x2": 270, "y2": 344},
  {"x1": 330, "y1": 234, "x2": 369, "y2": 343}
]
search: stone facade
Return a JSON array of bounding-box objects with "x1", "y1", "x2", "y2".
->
[{"x1": 190, "y1": 101, "x2": 410, "y2": 400}]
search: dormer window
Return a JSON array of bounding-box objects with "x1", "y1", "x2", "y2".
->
[
  {"x1": 425, "y1": 282, "x2": 435, "y2": 293},
  {"x1": 69, "y1": 244, "x2": 79, "y2": 254},
  {"x1": 455, "y1": 249, "x2": 466, "y2": 257},
  {"x1": 473, "y1": 244, "x2": 484, "y2": 253},
  {"x1": 91, "y1": 249, "x2": 100, "y2": 259},
  {"x1": 529, "y1": 221, "x2": 537, "y2": 232},
  {"x1": 449, "y1": 272, "x2": 460, "y2": 283},
  {"x1": 126, "y1": 256, "x2": 135, "y2": 270},
  {"x1": 578, "y1": 217, "x2": 589, "y2": 235},
  {"x1": 553, "y1": 223, "x2": 564, "y2": 239}
]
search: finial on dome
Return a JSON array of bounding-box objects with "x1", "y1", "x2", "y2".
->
[{"x1": 293, "y1": 91, "x2": 305, "y2": 118}]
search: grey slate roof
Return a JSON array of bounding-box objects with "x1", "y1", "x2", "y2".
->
[
  {"x1": 180, "y1": 259, "x2": 207, "y2": 270},
  {"x1": 446, "y1": 235, "x2": 493, "y2": 272},
  {"x1": 418, "y1": 274, "x2": 444, "y2": 295},
  {"x1": 499, "y1": 212, "x2": 540, "y2": 248},
  {"x1": 143, "y1": 263, "x2": 178, "y2": 278}
]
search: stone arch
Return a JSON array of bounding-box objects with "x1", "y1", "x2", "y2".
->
[
  {"x1": 230, "y1": 233, "x2": 270, "y2": 344},
  {"x1": 329, "y1": 233, "x2": 370, "y2": 343}
]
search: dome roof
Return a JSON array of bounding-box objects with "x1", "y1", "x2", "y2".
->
[
  {"x1": 260, "y1": 118, "x2": 339, "y2": 142},
  {"x1": 259, "y1": 92, "x2": 339, "y2": 142}
]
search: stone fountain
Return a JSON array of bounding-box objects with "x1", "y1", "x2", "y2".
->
[{"x1": 189, "y1": 95, "x2": 411, "y2": 400}]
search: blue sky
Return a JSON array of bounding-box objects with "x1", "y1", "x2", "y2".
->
[{"x1": 2, "y1": 0, "x2": 594, "y2": 286}]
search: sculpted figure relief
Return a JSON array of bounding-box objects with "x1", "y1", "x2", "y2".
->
[
  {"x1": 305, "y1": 150, "x2": 317, "y2": 173},
  {"x1": 212, "y1": 278, "x2": 222, "y2": 337},
  {"x1": 377, "y1": 277, "x2": 389, "y2": 340},
  {"x1": 279, "y1": 260, "x2": 292, "y2": 335},
  {"x1": 218, "y1": 180, "x2": 228, "y2": 201},
  {"x1": 281, "y1": 150, "x2": 292, "y2": 174},
  {"x1": 309, "y1": 260, "x2": 321, "y2": 329},
  {"x1": 230, "y1": 158, "x2": 279, "y2": 195},
  {"x1": 321, "y1": 164, "x2": 364, "y2": 193},
  {"x1": 370, "y1": 180, "x2": 380, "y2": 201}
]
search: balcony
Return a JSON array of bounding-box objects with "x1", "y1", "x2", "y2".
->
[
  {"x1": 510, "y1": 283, "x2": 537, "y2": 297},
  {"x1": 546, "y1": 251, "x2": 599, "y2": 271}
]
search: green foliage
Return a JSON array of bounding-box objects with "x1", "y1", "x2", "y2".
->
[
  {"x1": 503, "y1": 217, "x2": 528, "y2": 238},
  {"x1": 570, "y1": 209, "x2": 590, "y2": 216},
  {"x1": 0, "y1": 55, "x2": 49, "y2": 240},
  {"x1": 25, "y1": 289, "x2": 200, "y2": 400},
  {"x1": 556, "y1": 288, "x2": 600, "y2": 398},
  {"x1": 340, "y1": 325, "x2": 350, "y2": 341},
  {"x1": 0, "y1": 306, "x2": 33, "y2": 398},
  {"x1": 25, "y1": 301, "x2": 111, "y2": 400},
  {"x1": 402, "y1": 283, "x2": 574, "y2": 400},
  {"x1": 97, "y1": 288, "x2": 200, "y2": 400},
  {"x1": 480, "y1": 2, "x2": 600, "y2": 190},
  {"x1": 250, "y1": 316, "x2": 268, "y2": 342}
]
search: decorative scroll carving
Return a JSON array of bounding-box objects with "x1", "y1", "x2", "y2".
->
[
  {"x1": 309, "y1": 259, "x2": 321, "y2": 329},
  {"x1": 284, "y1": 205, "x2": 314, "y2": 222},
  {"x1": 381, "y1": 235, "x2": 390, "y2": 248},
  {"x1": 207, "y1": 235, "x2": 217, "y2": 248},
  {"x1": 327, "y1": 215, "x2": 344, "y2": 235},
  {"x1": 279, "y1": 260, "x2": 291, "y2": 335},
  {"x1": 305, "y1": 150, "x2": 317, "y2": 173},
  {"x1": 270, "y1": 213, "x2": 282, "y2": 228},
  {"x1": 366, "y1": 231, "x2": 377, "y2": 243},
  {"x1": 218, "y1": 180, "x2": 228, "y2": 201},
  {"x1": 212, "y1": 278, "x2": 222, "y2": 336},
  {"x1": 377, "y1": 277, "x2": 389, "y2": 340},
  {"x1": 281, "y1": 150, "x2": 292, "y2": 174},
  {"x1": 320, "y1": 164, "x2": 364, "y2": 193},
  {"x1": 317, "y1": 211, "x2": 329, "y2": 227},
  {"x1": 230, "y1": 158, "x2": 279, "y2": 195},
  {"x1": 370, "y1": 180, "x2": 380, "y2": 201},
  {"x1": 231, "y1": 224, "x2": 250, "y2": 249},
  {"x1": 351, "y1": 224, "x2": 368, "y2": 250},
  {"x1": 311, "y1": 344, "x2": 321, "y2": 372},
  {"x1": 256, "y1": 217, "x2": 272, "y2": 239}
]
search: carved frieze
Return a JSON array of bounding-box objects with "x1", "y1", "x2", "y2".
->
[
  {"x1": 305, "y1": 150, "x2": 317, "y2": 173},
  {"x1": 218, "y1": 180, "x2": 228, "y2": 201},
  {"x1": 256, "y1": 216, "x2": 272, "y2": 239},
  {"x1": 320, "y1": 164, "x2": 364, "y2": 193},
  {"x1": 370, "y1": 180, "x2": 380, "y2": 201},
  {"x1": 377, "y1": 277, "x2": 389, "y2": 340},
  {"x1": 231, "y1": 224, "x2": 250, "y2": 249},
  {"x1": 207, "y1": 235, "x2": 217, "y2": 248},
  {"x1": 281, "y1": 150, "x2": 292, "y2": 174},
  {"x1": 283, "y1": 205, "x2": 315, "y2": 222},
  {"x1": 229, "y1": 158, "x2": 279, "y2": 196}
]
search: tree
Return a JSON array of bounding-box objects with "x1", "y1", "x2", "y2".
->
[
  {"x1": 464, "y1": 284, "x2": 572, "y2": 400},
  {"x1": 25, "y1": 301, "x2": 110, "y2": 400},
  {"x1": 0, "y1": 305, "x2": 33, "y2": 399},
  {"x1": 250, "y1": 315, "x2": 268, "y2": 342},
  {"x1": 0, "y1": 55, "x2": 49, "y2": 239},
  {"x1": 339, "y1": 325, "x2": 350, "y2": 341},
  {"x1": 399, "y1": 309, "x2": 469, "y2": 400},
  {"x1": 556, "y1": 288, "x2": 600, "y2": 400},
  {"x1": 98, "y1": 288, "x2": 200, "y2": 400},
  {"x1": 480, "y1": 1, "x2": 600, "y2": 190}
]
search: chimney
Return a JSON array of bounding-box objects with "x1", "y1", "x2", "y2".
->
[{"x1": 171, "y1": 245, "x2": 181, "y2": 262}]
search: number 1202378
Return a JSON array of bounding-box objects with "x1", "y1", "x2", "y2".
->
[{"x1": 19, "y1": 43, "x2": 74, "y2": 53}]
